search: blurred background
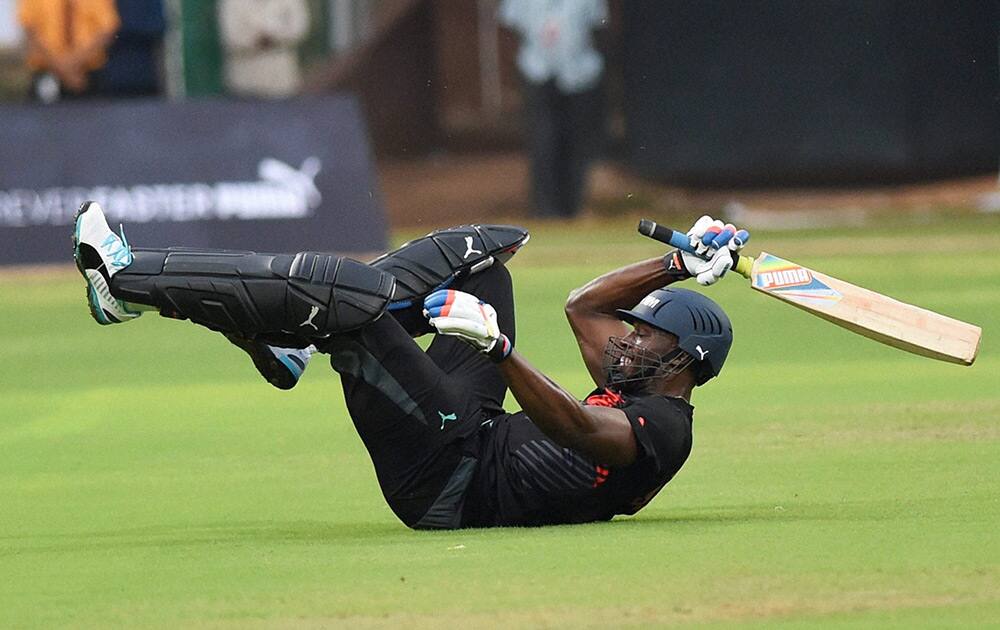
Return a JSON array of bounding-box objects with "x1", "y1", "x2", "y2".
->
[{"x1": 0, "y1": 0, "x2": 998, "y2": 265}]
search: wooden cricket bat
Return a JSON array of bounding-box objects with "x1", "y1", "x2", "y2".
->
[{"x1": 638, "y1": 219, "x2": 982, "y2": 366}]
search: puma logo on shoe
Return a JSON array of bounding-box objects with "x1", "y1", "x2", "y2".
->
[
  {"x1": 301, "y1": 306, "x2": 321, "y2": 331},
  {"x1": 696, "y1": 345, "x2": 709, "y2": 360},
  {"x1": 463, "y1": 236, "x2": 483, "y2": 260}
]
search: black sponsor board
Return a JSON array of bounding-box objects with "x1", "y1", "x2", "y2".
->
[{"x1": 0, "y1": 95, "x2": 388, "y2": 265}]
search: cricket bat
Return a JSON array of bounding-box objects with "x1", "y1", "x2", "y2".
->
[{"x1": 638, "y1": 219, "x2": 982, "y2": 366}]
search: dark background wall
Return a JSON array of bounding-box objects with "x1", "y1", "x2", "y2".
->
[{"x1": 622, "y1": 1, "x2": 1000, "y2": 186}]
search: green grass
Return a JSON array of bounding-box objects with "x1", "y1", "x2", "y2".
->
[{"x1": 2, "y1": 215, "x2": 998, "y2": 628}]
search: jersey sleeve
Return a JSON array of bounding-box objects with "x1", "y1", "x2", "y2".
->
[{"x1": 620, "y1": 396, "x2": 693, "y2": 475}]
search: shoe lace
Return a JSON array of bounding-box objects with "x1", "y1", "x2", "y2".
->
[{"x1": 101, "y1": 224, "x2": 134, "y2": 269}]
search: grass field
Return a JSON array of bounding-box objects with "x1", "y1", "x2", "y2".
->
[{"x1": 2, "y1": 214, "x2": 998, "y2": 628}]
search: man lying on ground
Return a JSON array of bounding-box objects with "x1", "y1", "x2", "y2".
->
[{"x1": 73, "y1": 202, "x2": 745, "y2": 528}]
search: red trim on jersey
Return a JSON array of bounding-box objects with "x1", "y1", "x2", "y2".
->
[
  {"x1": 584, "y1": 391, "x2": 626, "y2": 487},
  {"x1": 584, "y1": 389, "x2": 625, "y2": 408},
  {"x1": 593, "y1": 465, "x2": 610, "y2": 488}
]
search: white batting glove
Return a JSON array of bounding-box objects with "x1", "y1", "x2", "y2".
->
[
  {"x1": 687, "y1": 215, "x2": 725, "y2": 256},
  {"x1": 686, "y1": 215, "x2": 750, "y2": 254},
  {"x1": 666, "y1": 215, "x2": 751, "y2": 285},
  {"x1": 423, "y1": 289, "x2": 512, "y2": 362},
  {"x1": 680, "y1": 248, "x2": 735, "y2": 286}
]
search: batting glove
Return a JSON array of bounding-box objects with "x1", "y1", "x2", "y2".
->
[
  {"x1": 664, "y1": 215, "x2": 751, "y2": 286},
  {"x1": 686, "y1": 215, "x2": 750, "y2": 255},
  {"x1": 664, "y1": 247, "x2": 735, "y2": 286},
  {"x1": 687, "y1": 215, "x2": 725, "y2": 255},
  {"x1": 423, "y1": 289, "x2": 513, "y2": 362}
]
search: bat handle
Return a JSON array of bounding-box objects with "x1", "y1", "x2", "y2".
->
[
  {"x1": 637, "y1": 218, "x2": 692, "y2": 251},
  {"x1": 733, "y1": 255, "x2": 754, "y2": 279},
  {"x1": 638, "y1": 218, "x2": 754, "y2": 280}
]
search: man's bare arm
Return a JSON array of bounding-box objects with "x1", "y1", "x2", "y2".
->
[
  {"x1": 564, "y1": 257, "x2": 681, "y2": 385},
  {"x1": 498, "y1": 351, "x2": 638, "y2": 467}
]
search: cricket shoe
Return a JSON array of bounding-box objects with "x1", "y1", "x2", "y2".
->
[
  {"x1": 72, "y1": 201, "x2": 141, "y2": 325},
  {"x1": 371, "y1": 224, "x2": 530, "y2": 311},
  {"x1": 226, "y1": 334, "x2": 316, "y2": 390}
]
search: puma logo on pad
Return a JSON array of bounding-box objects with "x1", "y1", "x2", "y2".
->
[
  {"x1": 301, "y1": 306, "x2": 320, "y2": 331},
  {"x1": 463, "y1": 236, "x2": 483, "y2": 260}
]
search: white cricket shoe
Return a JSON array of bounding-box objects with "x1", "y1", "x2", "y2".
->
[{"x1": 72, "y1": 201, "x2": 141, "y2": 325}]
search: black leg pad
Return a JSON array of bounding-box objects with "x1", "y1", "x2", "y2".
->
[
  {"x1": 110, "y1": 248, "x2": 395, "y2": 339},
  {"x1": 370, "y1": 224, "x2": 529, "y2": 310}
]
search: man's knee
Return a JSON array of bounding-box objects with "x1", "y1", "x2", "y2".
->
[
  {"x1": 457, "y1": 261, "x2": 512, "y2": 300},
  {"x1": 457, "y1": 262, "x2": 515, "y2": 342},
  {"x1": 373, "y1": 224, "x2": 527, "y2": 309}
]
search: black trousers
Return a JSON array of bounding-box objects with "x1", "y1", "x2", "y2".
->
[
  {"x1": 108, "y1": 243, "x2": 516, "y2": 528},
  {"x1": 522, "y1": 78, "x2": 604, "y2": 218},
  {"x1": 318, "y1": 264, "x2": 516, "y2": 528}
]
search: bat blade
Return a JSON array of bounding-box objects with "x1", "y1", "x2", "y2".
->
[{"x1": 750, "y1": 252, "x2": 981, "y2": 365}]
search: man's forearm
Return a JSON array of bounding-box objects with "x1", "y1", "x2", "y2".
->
[
  {"x1": 564, "y1": 255, "x2": 686, "y2": 385},
  {"x1": 499, "y1": 352, "x2": 586, "y2": 443},
  {"x1": 498, "y1": 351, "x2": 637, "y2": 466},
  {"x1": 566, "y1": 256, "x2": 679, "y2": 317}
]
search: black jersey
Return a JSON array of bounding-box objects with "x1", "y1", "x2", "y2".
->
[{"x1": 463, "y1": 389, "x2": 694, "y2": 527}]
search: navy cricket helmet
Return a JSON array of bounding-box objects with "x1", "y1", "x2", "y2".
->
[{"x1": 615, "y1": 287, "x2": 733, "y2": 385}]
